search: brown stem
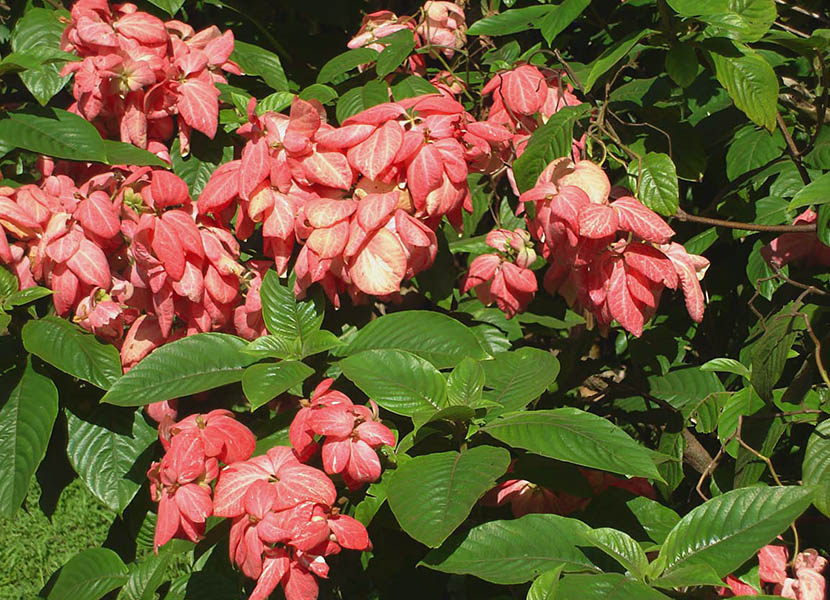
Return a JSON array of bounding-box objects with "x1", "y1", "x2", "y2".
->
[{"x1": 674, "y1": 208, "x2": 817, "y2": 233}]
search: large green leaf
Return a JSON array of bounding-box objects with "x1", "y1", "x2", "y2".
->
[
  {"x1": 483, "y1": 408, "x2": 662, "y2": 480},
  {"x1": 232, "y1": 41, "x2": 289, "y2": 91},
  {"x1": 584, "y1": 30, "x2": 654, "y2": 91},
  {"x1": 242, "y1": 361, "x2": 315, "y2": 410},
  {"x1": 46, "y1": 548, "x2": 129, "y2": 600},
  {"x1": 628, "y1": 152, "x2": 679, "y2": 216},
  {"x1": 648, "y1": 367, "x2": 725, "y2": 414},
  {"x1": 556, "y1": 574, "x2": 670, "y2": 599},
  {"x1": 375, "y1": 30, "x2": 416, "y2": 78},
  {"x1": 10, "y1": 8, "x2": 72, "y2": 105},
  {"x1": 579, "y1": 528, "x2": 649, "y2": 579},
  {"x1": 420, "y1": 514, "x2": 597, "y2": 584},
  {"x1": 259, "y1": 271, "x2": 324, "y2": 346},
  {"x1": 117, "y1": 551, "x2": 173, "y2": 600},
  {"x1": 66, "y1": 406, "x2": 157, "y2": 513},
  {"x1": 803, "y1": 420, "x2": 830, "y2": 517},
  {"x1": 0, "y1": 359, "x2": 58, "y2": 517},
  {"x1": 481, "y1": 348, "x2": 560, "y2": 414},
  {"x1": 526, "y1": 566, "x2": 564, "y2": 600},
  {"x1": 317, "y1": 48, "x2": 378, "y2": 84},
  {"x1": 0, "y1": 107, "x2": 107, "y2": 162},
  {"x1": 540, "y1": 0, "x2": 590, "y2": 45},
  {"x1": 447, "y1": 358, "x2": 486, "y2": 406},
  {"x1": 655, "y1": 486, "x2": 813, "y2": 578},
  {"x1": 725, "y1": 125, "x2": 785, "y2": 181},
  {"x1": 467, "y1": 5, "x2": 552, "y2": 35},
  {"x1": 387, "y1": 446, "x2": 511, "y2": 547},
  {"x1": 339, "y1": 349, "x2": 447, "y2": 416},
  {"x1": 665, "y1": 44, "x2": 698, "y2": 87},
  {"x1": 789, "y1": 171, "x2": 830, "y2": 209},
  {"x1": 703, "y1": 0, "x2": 776, "y2": 43},
  {"x1": 101, "y1": 333, "x2": 254, "y2": 407},
  {"x1": 335, "y1": 311, "x2": 487, "y2": 368},
  {"x1": 22, "y1": 316, "x2": 121, "y2": 390},
  {"x1": 512, "y1": 104, "x2": 591, "y2": 193},
  {"x1": 749, "y1": 303, "x2": 805, "y2": 402},
  {"x1": 625, "y1": 496, "x2": 681, "y2": 544},
  {"x1": 145, "y1": 0, "x2": 185, "y2": 16},
  {"x1": 103, "y1": 141, "x2": 169, "y2": 168},
  {"x1": 709, "y1": 41, "x2": 778, "y2": 131}
]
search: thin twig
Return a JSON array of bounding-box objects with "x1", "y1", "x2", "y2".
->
[{"x1": 674, "y1": 208, "x2": 818, "y2": 232}]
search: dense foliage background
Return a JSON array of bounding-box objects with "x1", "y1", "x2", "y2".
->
[{"x1": 1, "y1": 0, "x2": 829, "y2": 599}]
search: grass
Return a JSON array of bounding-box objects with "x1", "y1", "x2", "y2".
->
[{"x1": 0, "y1": 479, "x2": 115, "y2": 600}]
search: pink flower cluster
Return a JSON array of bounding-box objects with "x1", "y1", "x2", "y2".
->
[
  {"x1": 60, "y1": 0, "x2": 238, "y2": 154},
  {"x1": 197, "y1": 93, "x2": 512, "y2": 307},
  {"x1": 517, "y1": 158, "x2": 709, "y2": 335},
  {"x1": 150, "y1": 381, "x2": 394, "y2": 600},
  {"x1": 0, "y1": 164, "x2": 270, "y2": 372},
  {"x1": 720, "y1": 544, "x2": 827, "y2": 599}
]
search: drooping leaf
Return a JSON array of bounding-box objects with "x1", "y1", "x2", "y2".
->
[
  {"x1": 339, "y1": 349, "x2": 447, "y2": 416},
  {"x1": 335, "y1": 310, "x2": 487, "y2": 368},
  {"x1": 540, "y1": 0, "x2": 590, "y2": 45},
  {"x1": 103, "y1": 141, "x2": 168, "y2": 168},
  {"x1": 584, "y1": 29, "x2": 654, "y2": 91},
  {"x1": 232, "y1": 41, "x2": 289, "y2": 91},
  {"x1": 66, "y1": 405, "x2": 157, "y2": 513},
  {"x1": 420, "y1": 514, "x2": 597, "y2": 584},
  {"x1": 242, "y1": 361, "x2": 315, "y2": 410},
  {"x1": 101, "y1": 333, "x2": 254, "y2": 407},
  {"x1": 709, "y1": 41, "x2": 778, "y2": 131},
  {"x1": 22, "y1": 316, "x2": 121, "y2": 390},
  {"x1": 0, "y1": 107, "x2": 107, "y2": 163},
  {"x1": 654, "y1": 486, "x2": 813, "y2": 578},
  {"x1": 483, "y1": 408, "x2": 662, "y2": 480},
  {"x1": 387, "y1": 446, "x2": 511, "y2": 547},
  {"x1": 789, "y1": 172, "x2": 830, "y2": 209},
  {"x1": 625, "y1": 496, "x2": 681, "y2": 544},
  {"x1": 749, "y1": 303, "x2": 805, "y2": 402},
  {"x1": 803, "y1": 420, "x2": 830, "y2": 517},
  {"x1": 46, "y1": 548, "x2": 129, "y2": 600},
  {"x1": 467, "y1": 5, "x2": 552, "y2": 36},
  {"x1": 0, "y1": 359, "x2": 58, "y2": 517}
]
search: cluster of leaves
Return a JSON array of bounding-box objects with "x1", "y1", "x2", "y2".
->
[{"x1": 1, "y1": 0, "x2": 830, "y2": 599}]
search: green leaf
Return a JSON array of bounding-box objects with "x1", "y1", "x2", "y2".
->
[
  {"x1": 817, "y1": 204, "x2": 830, "y2": 247},
  {"x1": 375, "y1": 30, "x2": 416, "y2": 78},
  {"x1": 746, "y1": 239, "x2": 784, "y2": 300},
  {"x1": 447, "y1": 358, "x2": 486, "y2": 406},
  {"x1": 424, "y1": 513, "x2": 598, "y2": 584},
  {"x1": 628, "y1": 152, "x2": 679, "y2": 216},
  {"x1": 232, "y1": 41, "x2": 289, "y2": 91},
  {"x1": 117, "y1": 551, "x2": 173, "y2": 600},
  {"x1": 361, "y1": 79, "x2": 390, "y2": 109},
  {"x1": 299, "y1": 84, "x2": 338, "y2": 105},
  {"x1": 171, "y1": 134, "x2": 234, "y2": 198},
  {"x1": 651, "y1": 561, "x2": 725, "y2": 588},
  {"x1": 703, "y1": 0, "x2": 777, "y2": 43},
  {"x1": 789, "y1": 172, "x2": 830, "y2": 209},
  {"x1": 4, "y1": 285, "x2": 52, "y2": 308},
  {"x1": 259, "y1": 271, "x2": 323, "y2": 347},
  {"x1": 584, "y1": 29, "x2": 654, "y2": 91},
  {"x1": 411, "y1": 405, "x2": 477, "y2": 432},
  {"x1": 335, "y1": 310, "x2": 487, "y2": 368},
  {"x1": 101, "y1": 333, "x2": 254, "y2": 407},
  {"x1": 336, "y1": 87, "x2": 366, "y2": 124},
  {"x1": 387, "y1": 446, "x2": 511, "y2": 547},
  {"x1": 512, "y1": 104, "x2": 591, "y2": 193},
  {"x1": 701, "y1": 358, "x2": 751, "y2": 379},
  {"x1": 317, "y1": 48, "x2": 378, "y2": 84},
  {"x1": 526, "y1": 566, "x2": 564, "y2": 600},
  {"x1": 667, "y1": 0, "x2": 729, "y2": 17},
  {"x1": 0, "y1": 359, "x2": 58, "y2": 517},
  {"x1": 22, "y1": 316, "x2": 121, "y2": 390},
  {"x1": 0, "y1": 266, "x2": 18, "y2": 298},
  {"x1": 803, "y1": 420, "x2": 830, "y2": 517},
  {"x1": 557, "y1": 574, "x2": 670, "y2": 599},
  {"x1": 648, "y1": 367, "x2": 725, "y2": 413},
  {"x1": 391, "y1": 76, "x2": 441, "y2": 100},
  {"x1": 580, "y1": 527, "x2": 649, "y2": 579},
  {"x1": 665, "y1": 44, "x2": 698, "y2": 87},
  {"x1": 484, "y1": 408, "x2": 662, "y2": 480},
  {"x1": 655, "y1": 486, "x2": 813, "y2": 578},
  {"x1": 103, "y1": 141, "x2": 168, "y2": 168},
  {"x1": 242, "y1": 335, "x2": 296, "y2": 360},
  {"x1": 10, "y1": 8, "x2": 72, "y2": 105},
  {"x1": 145, "y1": 0, "x2": 185, "y2": 16},
  {"x1": 467, "y1": 6, "x2": 552, "y2": 36},
  {"x1": 242, "y1": 361, "x2": 315, "y2": 410},
  {"x1": 339, "y1": 349, "x2": 447, "y2": 416},
  {"x1": 725, "y1": 125, "x2": 785, "y2": 181},
  {"x1": 0, "y1": 107, "x2": 107, "y2": 162},
  {"x1": 709, "y1": 41, "x2": 778, "y2": 131},
  {"x1": 66, "y1": 406, "x2": 157, "y2": 513},
  {"x1": 625, "y1": 496, "x2": 681, "y2": 544},
  {"x1": 749, "y1": 304, "x2": 804, "y2": 402},
  {"x1": 481, "y1": 348, "x2": 560, "y2": 415},
  {"x1": 540, "y1": 0, "x2": 590, "y2": 45},
  {"x1": 46, "y1": 548, "x2": 129, "y2": 600}
]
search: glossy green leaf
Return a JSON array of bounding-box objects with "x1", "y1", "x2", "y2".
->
[
  {"x1": 4, "y1": 286, "x2": 52, "y2": 308},
  {"x1": 512, "y1": 104, "x2": 590, "y2": 193},
  {"x1": 46, "y1": 548, "x2": 129, "y2": 600},
  {"x1": 526, "y1": 566, "x2": 564, "y2": 600},
  {"x1": 242, "y1": 361, "x2": 315, "y2": 410},
  {"x1": 387, "y1": 446, "x2": 511, "y2": 547},
  {"x1": 335, "y1": 310, "x2": 486, "y2": 368},
  {"x1": 749, "y1": 303, "x2": 805, "y2": 402},
  {"x1": 481, "y1": 348, "x2": 560, "y2": 414},
  {"x1": 655, "y1": 486, "x2": 813, "y2": 578},
  {"x1": 66, "y1": 406, "x2": 157, "y2": 513},
  {"x1": 259, "y1": 271, "x2": 323, "y2": 346},
  {"x1": 483, "y1": 408, "x2": 662, "y2": 480},
  {"x1": 10, "y1": 8, "x2": 72, "y2": 105},
  {"x1": 789, "y1": 172, "x2": 830, "y2": 209},
  {"x1": 540, "y1": 0, "x2": 590, "y2": 45},
  {"x1": 0, "y1": 359, "x2": 58, "y2": 517},
  {"x1": 703, "y1": 0, "x2": 776, "y2": 43},
  {"x1": 584, "y1": 29, "x2": 654, "y2": 91},
  {"x1": 421, "y1": 514, "x2": 597, "y2": 584},
  {"x1": 725, "y1": 125, "x2": 785, "y2": 181},
  {"x1": 628, "y1": 152, "x2": 679, "y2": 216},
  {"x1": 117, "y1": 551, "x2": 173, "y2": 600},
  {"x1": 317, "y1": 48, "x2": 378, "y2": 84},
  {"x1": 701, "y1": 358, "x2": 751, "y2": 379},
  {"x1": 648, "y1": 367, "x2": 725, "y2": 413},
  {"x1": 145, "y1": 0, "x2": 185, "y2": 16},
  {"x1": 557, "y1": 574, "x2": 670, "y2": 599},
  {"x1": 22, "y1": 316, "x2": 121, "y2": 390},
  {"x1": 391, "y1": 76, "x2": 441, "y2": 100},
  {"x1": 101, "y1": 333, "x2": 254, "y2": 406},
  {"x1": 651, "y1": 561, "x2": 724, "y2": 588},
  {"x1": 580, "y1": 527, "x2": 649, "y2": 579},
  {"x1": 0, "y1": 266, "x2": 18, "y2": 298},
  {"x1": 803, "y1": 420, "x2": 830, "y2": 517},
  {"x1": 232, "y1": 41, "x2": 289, "y2": 91},
  {"x1": 376, "y1": 30, "x2": 416, "y2": 78},
  {"x1": 625, "y1": 496, "x2": 681, "y2": 544},
  {"x1": 0, "y1": 107, "x2": 107, "y2": 163},
  {"x1": 467, "y1": 6, "x2": 552, "y2": 36},
  {"x1": 709, "y1": 42, "x2": 778, "y2": 131},
  {"x1": 103, "y1": 141, "x2": 168, "y2": 168},
  {"x1": 447, "y1": 358, "x2": 486, "y2": 406},
  {"x1": 339, "y1": 349, "x2": 447, "y2": 416}
]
